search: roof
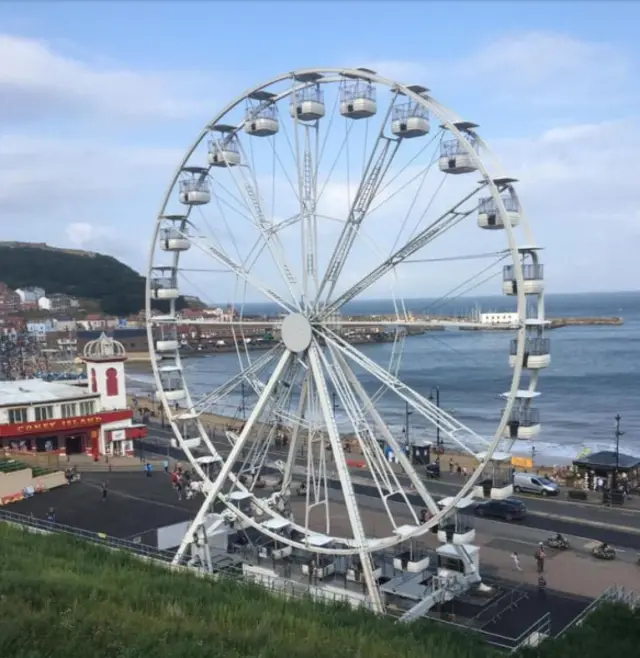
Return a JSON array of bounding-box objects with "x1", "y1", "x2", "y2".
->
[
  {"x1": 0, "y1": 379, "x2": 98, "y2": 407},
  {"x1": 573, "y1": 450, "x2": 640, "y2": 471}
]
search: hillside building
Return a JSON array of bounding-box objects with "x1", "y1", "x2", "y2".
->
[
  {"x1": 15, "y1": 287, "x2": 45, "y2": 307},
  {"x1": 38, "y1": 293, "x2": 79, "y2": 312},
  {"x1": 0, "y1": 283, "x2": 20, "y2": 315}
]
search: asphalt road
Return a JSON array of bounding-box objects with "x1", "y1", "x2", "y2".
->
[{"x1": 137, "y1": 428, "x2": 640, "y2": 550}]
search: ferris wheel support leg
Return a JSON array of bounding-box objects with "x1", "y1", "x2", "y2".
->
[
  {"x1": 307, "y1": 342, "x2": 384, "y2": 614},
  {"x1": 281, "y1": 373, "x2": 309, "y2": 493},
  {"x1": 332, "y1": 348, "x2": 440, "y2": 516},
  {"x1": 172, "y1": 349, "x2": 293, "y2": 567}
]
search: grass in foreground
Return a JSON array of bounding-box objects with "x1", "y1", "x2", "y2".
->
[
  {"x1": 0, "y1": 525, "x2": 490, "y2": 658},
  {"x1": 0, "y1": 524, "x2": 637, "y2": 658}
]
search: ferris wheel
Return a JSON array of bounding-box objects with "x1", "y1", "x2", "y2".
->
[{"x1": 146, "y1": 68, "x2": 547, "y2": 614}]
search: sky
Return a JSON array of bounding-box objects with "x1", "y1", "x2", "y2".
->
[{"x1": 0, "y1": 0, "x2": 638, "y2": 304}]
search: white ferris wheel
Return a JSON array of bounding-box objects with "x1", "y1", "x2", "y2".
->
[{"x1": 146, "y1": 68, "x2": 547, "y2": 614}]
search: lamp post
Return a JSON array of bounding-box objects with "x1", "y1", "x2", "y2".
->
[
  {"x1": 404, "y1": 401, "x2": 413, "y2": 449},
  {"x1": 613, "y1": 414, "x2": 624, "y2": 490},
  {"x1": 428, "y1": 386, "x2": 441, "y2": 451},
  {"x1": 240, "y1": 381, "x2": 247, "y2": 420}
]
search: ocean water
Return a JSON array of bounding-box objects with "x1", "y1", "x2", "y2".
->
[{"x1": 129, "y1": 291, "x2": 640, "y2": 462}]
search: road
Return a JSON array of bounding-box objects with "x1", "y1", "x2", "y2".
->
[{"x1": 136, "y1": 426, "x2": 640, "y2": 551}]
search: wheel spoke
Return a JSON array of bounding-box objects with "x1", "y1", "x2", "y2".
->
[
  {"x1": 321, "y1": 182, "x2": 488, "y2": 316},
  {"x1": 319, "y1": 326, "x2": 488, "y2": 456}
]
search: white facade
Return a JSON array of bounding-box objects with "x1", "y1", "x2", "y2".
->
[
  {"x1": 479, "y1": 312, "x2": 519, "y2": 326},
  {"x1": 16, "y1": 287, "x2": 45, "y2": 304},
  {"x1": 38, "y1": 294, "x2": 79, "y2": 312},
  {"x1": 81, "y1": 333, "x2": 142, "y2": 456}
]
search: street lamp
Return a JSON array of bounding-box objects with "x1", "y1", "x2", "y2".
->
[
  {"x1": 613, "y1": 414, "x2": 624, "y2": 490},
  {"x1": 404, "y1": 401, "x2": 413, "y2": 448},
  {"x1": 428, "y1": 386, "x2": 441, "y2": 451}
]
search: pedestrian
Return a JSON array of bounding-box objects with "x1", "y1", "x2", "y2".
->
[
  {"x1": 101, "y1": 481, "x2": 108, "y2": 502},
  {"x1": 534, "y1": 542, "x2": 546, "y2": 573},
  {"x1": 448, "y1": 458, "x2": 454, "y2": 474},
  {"x1": 511, "y1": 552, "x2": 522, "y2": 572},
  {"x1": 163, "y1": 459, "x2": 169, "y2": 474},
  {"x1": 145, "y1": 462, "x2": 152, "y2": 477},
  {"x1": 47, "y1": 507, "x2": 56, "y2": 523},
  {"x1": 537, "y1": 574, "x2": 547, "y2": 598}
]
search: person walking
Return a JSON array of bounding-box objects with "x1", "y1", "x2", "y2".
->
[
  {"x1": 511, "y1": 552, "x2": 523, "y2": 572},
  {"x1": 163, "y1": 459, "x2": 169, "y2": 474},
  {"x1": 534, "y1": 542, "x2": 546, "y2": 573},
  {"x1": 101, "y1": 481, "x2": 108, "y2": 502}
]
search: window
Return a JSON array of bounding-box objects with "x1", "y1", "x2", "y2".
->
[
  {"x1": 79, "y1": 401, "x2": 95, "y2": 416},
  {"x1": 90, "y1": 368, "x2": 97, "y2": 393},
  {"x1": 8, "y1": 407, "x2": 27, "y2": 424},
  {"x1": 34, "y1": 406, "x2": 54, "y2": 421},
  {"x1": 106, "y1": 367, "x2": 119, "y2": 396},
  {"x1": 61, "y1": 403, "x2": 77, "y2": 418}
]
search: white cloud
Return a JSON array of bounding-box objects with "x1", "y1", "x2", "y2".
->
[
  {"x1": 0, "y1": 134, "x2": 181, "y2": 214},
  {"x1": 368, "y1": 32, "x2": 633, "y2": 109},
  {"x1": 0, "y1": 34, "x2": 216, "y2": 123}
]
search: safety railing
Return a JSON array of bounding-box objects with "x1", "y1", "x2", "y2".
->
[{"x1": 555, "y1": 584, "x2": 639, "y2": 638}]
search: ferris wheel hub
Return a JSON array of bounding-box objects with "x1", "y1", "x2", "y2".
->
[{"x1": 281, "y1": 313, "x2": 313, "y2": 353}]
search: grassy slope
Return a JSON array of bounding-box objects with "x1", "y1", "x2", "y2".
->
[
  {"x1": 0, "y1": 524, "x2": 637, "y2": 658},
  {"x1": 0, "y1": 525, "x2": 488, "y2": 658}
]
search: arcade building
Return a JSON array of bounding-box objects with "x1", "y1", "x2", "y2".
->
[{"x1": 0, "y1": 334, "x2": 146, "y2": 457}]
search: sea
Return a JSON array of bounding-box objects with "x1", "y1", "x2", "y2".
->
[{"x1": 128, "y1": 291, "x2": 640, "y2": 464}]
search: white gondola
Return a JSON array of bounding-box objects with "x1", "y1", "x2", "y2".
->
[
  {"x1": 391, "y1": 101, "x2": 429, "y2": 138},
  {"x1": 290, "y1": 85, "x2": 325, "y2": 122},
  {"x1": 208, "y1": 138, "x2": 241, "y2": 167},
  {"x1": 179, "y1": 168, "x2": 210, "y2": 205},
  {"x1": 150, "y1": 276, "x2": 179, "y2": 300},
  {"x1": 477, "y1": 195, "x2": 521, "y2": 230},
  {"x1": 340, "y1": 79, "x2": 377, "y2": 119},
  {"x1": 159, "y1": 228, "x2": 190, "y2": 252},
  {"x1": 436, "y1": 497, "x2": 476, "y2": 545},
  {"x1": 509, "y1": 337, "x2": 551, "y2": 370},
  {"x1": 472, "y1": 451, "x2": 514, "y2": 500},
  {"x1": 156, "y1": 339, "x2": 179, "y2": 352},
  {"x1": 503, "y1": 263, "x2": 544, "y2": 295},
  {"x1": 439, "y1": 138, "x2": 477, "y2": 174},
  {"x1": 503, "y1": 407, "x2": 540, "y2": 440},
  {"x1": 244, "y1": 95, "x2": 279, "y2": 136},
  {"x1": 162, "y1": 386, "x2": 186, "y2": 402}
]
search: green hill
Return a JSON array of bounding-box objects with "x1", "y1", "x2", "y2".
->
[{"x1": 0, "y1": 243, "x2": 147, "y2": 316}]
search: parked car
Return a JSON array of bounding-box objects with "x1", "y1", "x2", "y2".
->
[
  {"x1": 513, "y1": 473, "x2": 559, "y2": 497},
  {"x1": 475, "y1": 498, "x2": 527, "y2": 521}
]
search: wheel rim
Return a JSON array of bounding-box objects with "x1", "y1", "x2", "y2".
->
[{"x1": 145, "y1": 67, "x2": 546, "y2": 611}]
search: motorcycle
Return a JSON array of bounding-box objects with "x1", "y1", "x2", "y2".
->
[
  {"x1": 592, "y1": 544, "x2": 616, "y2": 560},
  {"x1": 425, "y1": 463, "x2": 441, "y2": 480},
  {"x1": 547, "y1": 535, "x2": 570, "y2": 550}
]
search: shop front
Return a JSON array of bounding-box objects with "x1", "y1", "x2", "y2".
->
[{"x1": 0, "y1": 410, "x2": 138, "y2": 457}]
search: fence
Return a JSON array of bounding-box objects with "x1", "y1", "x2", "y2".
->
[{"x1": 555, "y1": 584, "x2": 639, "y2": 638}]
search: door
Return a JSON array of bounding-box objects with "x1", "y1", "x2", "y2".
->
[{"x1": 529, "y1": 478, "x2": 542, "y2": 494}]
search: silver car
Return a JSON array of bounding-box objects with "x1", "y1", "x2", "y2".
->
[{"x1": 513, "y1": 472, "x2": 559, "y2": 496}]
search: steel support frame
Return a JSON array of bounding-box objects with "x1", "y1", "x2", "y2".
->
[
  {"x1": 307, "y1": 341, "x2": 384, "y2": 613},
  {"x1": 172, "y1": 349, "x2": 292, "y2": 565}
]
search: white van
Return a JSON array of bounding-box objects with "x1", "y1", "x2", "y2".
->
[{"x1": 513, "y1": 472, "x2": 559, "y2": 496}]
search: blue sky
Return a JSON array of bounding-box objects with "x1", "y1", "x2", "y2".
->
[{"x1": 0, "y1": 1, "x2": 638, "y2": 302}]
